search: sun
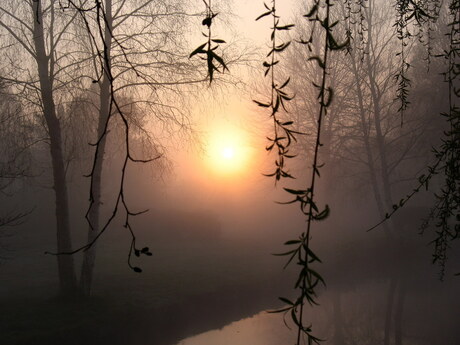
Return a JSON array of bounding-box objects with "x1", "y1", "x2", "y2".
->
[
  {"x1": 221, "y1": 147, "x2": 235, "y2": 159},
  {"x1": 204, "y1": 121, "x2": 252, "y2": 177}
]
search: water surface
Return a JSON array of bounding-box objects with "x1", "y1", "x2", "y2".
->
[{"x1": 177, "y1": 311, "x2": 293, "y2": 345}]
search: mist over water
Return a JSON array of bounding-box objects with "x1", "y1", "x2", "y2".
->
[
  {"x1": 2, "y1": 141, "x2": 458, "y2": 345},
  {"x1": 1, "y1": 0, "x2": 459, "y2": 344}
]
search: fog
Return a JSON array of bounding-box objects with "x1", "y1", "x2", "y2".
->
[{"x1": 1, "y1": 1, "x2": 459, "y2": 345}]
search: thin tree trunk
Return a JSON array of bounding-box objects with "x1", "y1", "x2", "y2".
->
[
  {"x1": 80, "y1": 0, "x2": 113, "y2": 296},
  {"x1": 32, "y1": 0, "x2": 77, "y2": 296},
  {"x1": 349, "y1": 49, "x2": 391, "y2": 236},
  {"x1": 359, "y1": 6, "x2": 401, "y2": 344},
  {"x1": 79, "y1": 88, "x2": 109, "y2": 296},
  {"x1": 384, "y1": 276, "x2": 397, "y2": 345},
  {"x1": 332, "y1": 291, "x2": 345, "y2": 345},
  {"x1": 394, "y1": 277, "x2": 406, "y2": 345},
  {"x1": 364, "y1": 0, "x2": 395, "y2": 213}
]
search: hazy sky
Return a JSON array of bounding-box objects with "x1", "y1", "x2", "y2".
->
[
  {"x1": 231, "y1": 0, "x2": 297, "y2": 43},
  {"x1": 172, "y1": 0, "x2": 299, "y2": 180}
]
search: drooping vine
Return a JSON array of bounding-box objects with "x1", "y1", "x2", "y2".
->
[
  {"x1": 394, "y1": 0, "x2": 412, "y2": 126},
  {"x1": 256, "y1": 1, "x2": 348, "y2": 344},
  {"x1": 427, "y1": 0, "x2": 460, "y2": 278},
  {"x1": 418, "y1": 0, "x2": 441, "y2": 68},
  {"x1": 394, "y1": 0, "x2": 434, "y2": 124},
  {"x1": 366, "y1": 0, "x2": 459, "y2": 278},
  {"x1": 189, "y1": 0, "x2": 228, "y2": 82},
  {"x1": 254, "y1": 1, "x2": 296, "y2": 183},
  {"x1": 357, "y1": 0, "x2": 369, "y2": 58}
]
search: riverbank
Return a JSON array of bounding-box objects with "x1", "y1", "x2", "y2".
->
[{"x1": 1, "y1": 236, "x2": 294, "y2": 345}]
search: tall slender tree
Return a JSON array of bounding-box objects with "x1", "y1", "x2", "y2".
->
[{"x1": 0, "y1": 0, "x2": 84, "y2": 296}]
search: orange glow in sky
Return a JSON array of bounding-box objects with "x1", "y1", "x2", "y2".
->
[
  {"x1": 221, "y1": 147, "x2": 235, "y2": 159},
  {"x1": 204, "y1": 120, "x2": 254, "y2": 178}
]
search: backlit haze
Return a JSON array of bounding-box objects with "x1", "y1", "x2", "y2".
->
[
  {"x1": 1, "y1": 1, "x2": 459, "y2": 345},
  {"x1": 163, "y1": 0, "x2": 298, "y2": 209}
]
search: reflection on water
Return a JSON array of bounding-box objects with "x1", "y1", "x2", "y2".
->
[{"x1": 177, "y1": 312, "x2": 293, "y2": 345}]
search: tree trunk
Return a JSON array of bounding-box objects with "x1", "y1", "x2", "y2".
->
[
  {"x1": 79, "y1": 86, "x2": 109, "y2": 296},
  {"x1": 332, "y1": 291, "x2": 345, "y2": 345},
  {"x1": 80, "y1": 0, "x2": 113, "y2": 296},
  {"x1": 394, "y1": 276, "x2": 407, "y2": 345},
  {"x1": 384, "y1": 276, "x2": 397, "y2": 345},
  {"x1": 32, "y1": 0, "x2": 77, "y2": 296},
  {"x1": 348, "y1": 48, "x2": 392, "y2": 237}
]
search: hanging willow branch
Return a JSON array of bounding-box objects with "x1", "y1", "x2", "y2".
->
[
  {"x1": 394, "y1": 0, "x2": 412, "y2": 126},
  {"x1": 189, "y1": 0, "x2": 228, "y2": 82},
  {"x1": 257, "y1": 1, "x2": 348, "y2": 344},
  {"x1": 394, "y1": 0, "x2": 434, "y2": 124},
  {"x1": 427, "y1": 0, "x2": 460, "y2": 278},
  {"x1": 254, "y1": 1, "x2": 297, "y2": 182},
  {"x1": 367, "y1": 0, "x2": 459, "y2": 278}
]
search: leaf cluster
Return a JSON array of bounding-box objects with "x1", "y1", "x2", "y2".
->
[
  {"x1": 394, "y1": 61, "x2": 412, "y2": 125},
  {"x1": 270, "y1": 235, "x2": 324, "y2": 345},
  {"x1": 130, "y1": 244, "x2": 153, "y2": 273},
  {"x1": 255, "y1": 1, "x2": 298, "y2": 183},
  {"x1": 393, "y1": 0, "x2": 436, "y2": 125},
  {"x1": 397, "y1": 0, "x2": 434, "y2": 28},
  {"x1": 281, "y1": 188, "x2": 330, "y2": 221},
  {"x1": 189, "y1": 2, "x2": 228, "y2": 83}
]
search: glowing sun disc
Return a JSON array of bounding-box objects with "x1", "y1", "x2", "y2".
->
[
  {"x1": 205, "y1": 122, "x2": 251, "y2": 176},
  {"x1": 222, "y1": 147, "x2": 235, "y2": 159}
]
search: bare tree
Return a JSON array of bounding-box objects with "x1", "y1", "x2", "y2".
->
[
  {"x1": 0, "y1": 0, "x2": 234, "y2": 297},
  {"x1": 0, "y1": 0, "x2": 87, "y2": 296},
  {"x1": 0, "y1": 82, "x2": 32, "y2": 258},
  {"x1": 335, "y1": 2, "x2": 448, "y2": 344},
  {"x1": 61, "y1": 0, "x2": 211, "y2": 296}
]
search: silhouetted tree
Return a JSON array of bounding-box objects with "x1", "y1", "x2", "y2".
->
[
  {"x1": 0, "y1": 83, "x2": 32, "y2": 259},
  {"x1": 68, "y1": 0, "x2": 211, "y2": 295},
  {"x1": 0, "y1": 0, "x2": 91, "y2": 296}
]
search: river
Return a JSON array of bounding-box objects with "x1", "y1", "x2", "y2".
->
[{"x1": 177, "y1": 311, "x2": 293, "y2": 345}]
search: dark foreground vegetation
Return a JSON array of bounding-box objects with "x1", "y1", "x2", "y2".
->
[{"x1": 1, "y1": 231, "x2": 289, "y2": 345}]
